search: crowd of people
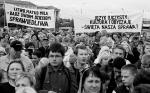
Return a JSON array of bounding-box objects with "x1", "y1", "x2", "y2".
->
[{"x1": 0, "y1": 26, "x2": 150, "y2": 93}]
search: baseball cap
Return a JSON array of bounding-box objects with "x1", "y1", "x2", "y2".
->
[{"x1": 10, "y1": 40, "x2": 23, "y2": 51}]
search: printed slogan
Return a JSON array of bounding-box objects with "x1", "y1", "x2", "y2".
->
[
  {"x1": 75, "y1": 12, "x2": 143, "y2": 33},
  {"x1": 5, "y1": 3, "x2": 55, "y2": 28}
]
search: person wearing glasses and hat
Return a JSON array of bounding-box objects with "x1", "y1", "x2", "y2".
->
[{"x1": 0, "y1": 40, "x2": 34, "y2": 83}]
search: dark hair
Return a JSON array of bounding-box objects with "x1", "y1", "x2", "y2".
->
[
  {"x1": 10, "y1": 40, "x2": 23, "y2": 51},
  {"x1": 121, "y1": 64, "x2": 138, "y2": 75},
  {"x1": 2, "y1": 33, "x2": 10, "y2": 39},
  {"x1": 81, "y1": 66, "x2": 107, "y2": 92},
  {"x1": 134, "y1": 84, "x2": 150, "y2": 93},
  {"x1": 32, "y1": 49, "x2": 42, "y2": 58},
  {"x1": 111, "y1": 33, "x2": 120, "y2": 41},
  {"x1": 25, "y1": 42, "x2": 35, "y2": 49},
  {"x1": 7, "y1": 61, "x2": 25, "y2": 79},
  {"x1": 74, "y1": 44, "x2": 88, "y2": 55},
  {"x1": 113, "y1": 57, "x2": 126, "y2": 70},
  {"x1": 49, "y1": 42, "x2": 65, "y2": 57}
]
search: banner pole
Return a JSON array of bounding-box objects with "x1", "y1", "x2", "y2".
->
[
  {"x1": 3, "y1": 0, "x2": 5, "y2": 27},
  {"x1": 3, "y1": 0, "x2": 8, "y2": 27}
]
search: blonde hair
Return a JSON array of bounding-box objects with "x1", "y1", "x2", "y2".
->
[
  {"x1": 94, "y1": 46, "x2": 111, "y2": 64},
  {"x1": 16, "y1": 87, "x2": 37, "y2": 93},
  {"x1": 15, "y1": 72, "x2": 36, "y2": 88}
]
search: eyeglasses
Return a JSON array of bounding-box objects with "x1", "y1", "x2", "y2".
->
[{"x1": 49, "y1": 55, "x2": 62, "y2": 58}]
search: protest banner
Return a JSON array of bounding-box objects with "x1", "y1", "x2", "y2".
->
[
  {"x1": 74, "y1": 11, "x2": 143, "y2": 33},
  {"x1": 5, "y1": 3, "x2": 55, "y2": 28}
]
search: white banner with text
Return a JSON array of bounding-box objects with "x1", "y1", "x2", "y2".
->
[
  {"x1": 5, "y1": 3, "x2": 55, "y2": 28},
  {"x1": 74, "y1": 11, "x2": 143, "y2": 33}
]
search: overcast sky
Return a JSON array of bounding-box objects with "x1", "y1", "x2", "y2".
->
[{"x1": 24, "y1": 0, "x2": 150, "y2": 18}]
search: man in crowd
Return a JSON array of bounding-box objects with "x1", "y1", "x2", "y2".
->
[
  {"x1": 38, "y1": 38, "x2": 50, "y2": 57},
  {"x1": 107, "y1": 57, "x2": 126, "y2": 93},
  {"x1": 37, "y1": 42, "x2": 78, "y2": 93},
  {"x1": 74, "y1": 44, "x2": 90, "y2": 71},
  {"x1": 72, "y1": 44, "x2": 91, "y2": 85},
  {"x1": 112, "y1": 45, "x2": 130, "y2": 64},
  {"x1": 107, "y1": 45, "x2": 130, "y2": 93},
  {"x1": 113, "y1": 64, "x2": 138, "y2": 93}
]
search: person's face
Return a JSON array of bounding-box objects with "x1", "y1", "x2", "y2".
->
[
  {"x1": 48, "y1": 51, "x2": 63, "y2": 67},
  {"x1": 38, "y1": 33, "x2": 45, "y2": 40},
  {"x1": 122, "y1": 45, "x2": 130, "y2": 53},
  {"x1": 137, "y1": 44, "x2": 143, "y2": 53},
  {"x1": 61, "y1": 43, "x2": 68, "y2": 52},
  {"x1": 42, "y1": 40, "x2": 49, "y2": 47},
  {"x1": 1, "y1": 39, "x2": 8, "y2": 47},
  {"x1": 113, "y1": 48, "x2": 124, "y2": 59},
  {"x1": 32, "y1": 55, "x2": 40, "y2": 66},
  {"x1": 83, "y1": 73, "x2": 101, "y2": 93},
  {"x1": 114, "y1": 67, "x2": 121, "y2": 80},
  {"x1": 5, "y1": 34, "x2": 9, "y2": 39},
  {"x1": 101, "y1": 30, "x2": 107, "y2": 36},
  {"x1": 113, "y1": 34, "x2": 118, "y2": 40},
  {"x1": 8, "y1": 63, "x2": 23, "y2": 80},
  {"x1": 15, "y1": 77, "x2": 31, "y2": 91},
  {"x1": 49, "y1": 38, "x2": 55, "y2": 44},
  {"x1": 141, "y1": 59, "x2": 150, "y2": 72},
  {"x1": 25, "y1": 38, "x2": 29, "y2": 43},
  {"x1": 144, "y1": 45, "x2": 150, "y2": 55},
  {"x1": 31, "y1": 35, "x2": 37, "y2": 41},
  {"x1": 30, "y1": 30, "x2": 34, "y2": 35},
  {"x1": 121, "y1": 70, "x2": 135, "y2": 87},
  {"x1": 77, "y1": 49, "x2": 89, "y2": 64},
  {"x1": 101, "y1": 57, "x2": 109, "y2": 66}
]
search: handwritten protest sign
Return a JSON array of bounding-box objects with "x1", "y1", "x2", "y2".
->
[
  {"x1": 5, "y1": 3, "x2": 55, "y2": 28},
  {"x1": 74, "y1": 12, "x2": 143, "y2": 33}
]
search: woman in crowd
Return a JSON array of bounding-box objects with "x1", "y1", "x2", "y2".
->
[
  {"x1": 78, "y1": 66, "x2": 107, "y2": 93},
  {"x1": 121, "y1": 41, "x2": 135, "y2": 64},
  {"x1": 95, "y1": 51, "x2": 112, "y2": 76},
  {"x1": 0, "y1": 60, "x2": 25, "y2": 93},
  {"x1": 31, "y1": 49, "x2": 42, "y2": 67},
  {"x1": 3, "y1": 33, "x2": 10, "y2": 43},
  {"x1": 15, "y1": 72, "x2": 36, "y2": 91},
  {"x1": 37, "y1": 31, "x2": 48, "y2": 48},
  {"x1": 31, "y1": 34, "x2": 40, "y2": 49},
  {"x1": 111, "y1": 33, "x2": 120, "y2": 45}
]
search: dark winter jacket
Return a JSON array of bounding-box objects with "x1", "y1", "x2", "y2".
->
[
  {"x1": 37, "y1": 63, "x2": 78, "y2": 93},
  {"x1": 133, "y1": 69, "x2": 150, "y2": 87}
]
